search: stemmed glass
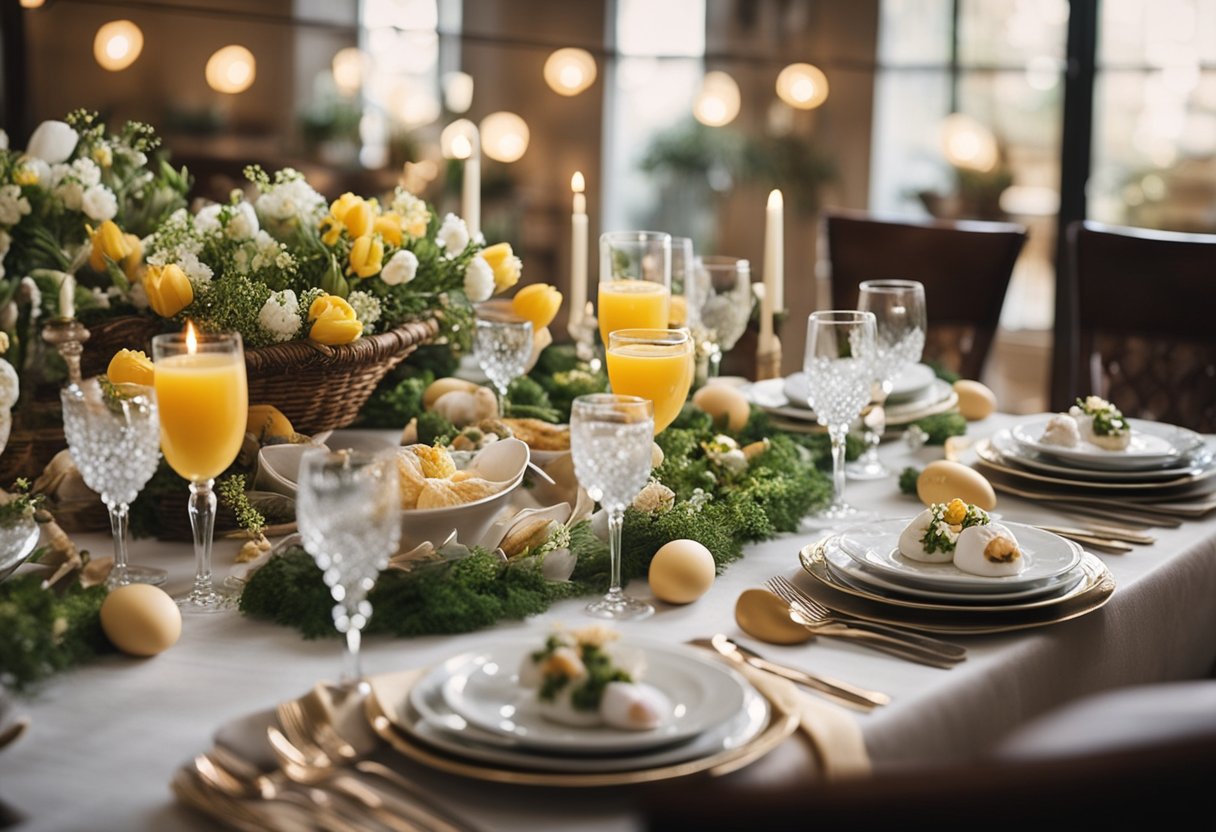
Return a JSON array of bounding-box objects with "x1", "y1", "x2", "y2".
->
[
  {"x1": 669, "y1": 236, "x2": 695, "y2": 329},
  {"x1": 848, "y1": 280, "x2": 927, "y2": 480},
  {"x1": 605, "y1": 328, "x2": 694, "y2": 435},
  {"x1": 597, "y1": 231, "x2": 671, "y2": 345},
  {"x1": 60, "y1": 378, "x2": 165, "y2": 588},
  {"x1": 152, "y1": 326, "x2": 248, "y2": 612},
  {"x1": 296, "y1": 448, "x2": 401, "y2": 691},
  {"x1": 571, "y1": 394, "x2": 655, "y2": 620},
  {"x1": 688, "y1": 256, "x2": 752, "y2": 384},
  {"x1": 803, "y1": 310, "x2": 877, "y2": 526},
  {"x1": 473, "y1": 310, "x2": 533, "y2": 414}
]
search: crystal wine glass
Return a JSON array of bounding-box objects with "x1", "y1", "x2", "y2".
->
[
  {"x1": 803, "y1": 310, "x2": 877, "y2": 526},
  {"x1": 473, "y1": 310, "x2": 533, "y2": 414},
  {"x1": 60, "y1": 378, "x2": 165, "y2": 588},
  {"x1": 571, "y1": 394, "x2": 655, "y2": 620},
  {"x1": 296, "y1": 447, "x2": 401, "y2": 690},
  {"x1": 597, "y1": 231, "x2": 671, "y2": 345},
  {"x1": 848, "y1": 280, "x2": 927, "y2": 480},
  {"x1": 688, "y1": 255, "x2": 752, "y2": 384},
  {"x1": 152, "y1": 326, "x2": 247, "y2": 612}
]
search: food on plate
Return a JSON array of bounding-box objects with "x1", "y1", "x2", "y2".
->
[
  {"x1": 394, "y1": 443, "x2": 506, "y2": 509},
  {"x1": 519, "y1": 626, "x2": 671, "y2": 731},
  {"x1": 916, "y1": 459, "x2": 997, "y2": 510},
  {"x1": 648, "y1": 538, "x2": 716, "y2": 604},
  {"x1": 1040, "y1": 413, "x2": 1082, "y2": 448},
  {"x1": 501, "y1": 417, "x2": 570, "y2": 451},
  {"x1": 1070, "y1": 396, "x2": 1131, "y2": 450},
  {"x1": 415, "y1": 476, "x2": 501, "y2": 508},
  {"x1": 953, "y1": 522, "x2": 1025, "y2": 577},
  {"x1": 953, "y1": 379, "x2": 997, "y2": 421},
  {"x1": 692, "y1": 383, "x2": 751, "y2": 432},
  {"x1": 898, "y1": 498, "x2": 991, "y2": 562}
]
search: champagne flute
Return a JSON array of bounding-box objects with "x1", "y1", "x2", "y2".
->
[
  {"x1": 597, "y1": 231, "x2": 671, "y2": 344},
  {"x1": 605, "y1": 328, "x2": 693, "y2": 434},
  {"x1": 60, "y1": 378, "x2": 165, "y2": 588},
  {"x1": 669, "y1": 236, "x2": 695, "y2": 330},
  {"x1": 571, "y1": 394, "x2": 655, "y2": 620},
  {"x1": 152, "y1": 326, "x2": 247, "y2": 612},
  {"x1": 689, "y1": 255, "x2": 752, "y2": 384},
  {"x1": 473, "y1": 309, "x2": 533, "y2": 415},
  {"x1": 803, "y1": 310, "x2": 877, "y2": 526},
  {"x1": 296, "y1": 447, "x2": 401, "y2": 690},
  {"x1": 848, "y1": 280, "x2": 927, "y2": 480}
]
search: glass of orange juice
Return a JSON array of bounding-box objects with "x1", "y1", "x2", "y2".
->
[
  {"x1": 605, "y1": 328, "x2": 694, "y2": 434},
  {"x1": 597, "y1": 231, "x2": 671, "y2": 344},
  {"x1": 152, "y1": 324, "x2": 248, "y2": 612}
]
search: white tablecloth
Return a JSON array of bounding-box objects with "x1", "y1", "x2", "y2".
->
[{"x1": 3, "y1": 414, "x2": 1215, "y2": 831}]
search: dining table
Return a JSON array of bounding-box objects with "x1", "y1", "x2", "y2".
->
[{"x1": 2, "y1": 411, "x2": 1215, "y2": 832}]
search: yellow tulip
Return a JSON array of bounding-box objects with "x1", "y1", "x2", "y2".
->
[
  {"x1": 373, "y1": 212, "x2": 404, "y2": 247},
  {"x1": 481, "y1": 242, "x2": 522, "y2": 293},
  {"x1": 13, "y1": 166, "x2": 38, "y2": 186},
  {"x1": 143, "y1": 263, "x2": 193, "y2": 317},
  {"x1": 121, "y1": 233, "x2": 143, "y2": 281},
  {"x1": 87, "y1": 220, "x2": 133, "y2": 273},
  {"x1": 307, "y1": 294, "x2": 363, "y2": 345},
  {"x1": 321, "y1": 192, "x2": 374, "y2": 246},
  {"x1": 511, "y1": 283, "x2": 563, "y2": 330},
  {"x1": 347, "y1": 234, "x2": 384, "y2": 279},
  {"x1": 106, "y1": 349, "x2": 155, "y2": 386}
]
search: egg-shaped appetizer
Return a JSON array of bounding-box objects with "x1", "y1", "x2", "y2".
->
[
  {"x1": 954, "y1": 522, "x2": 1025, "y2": 577},
  {"x1": 600, "y1": 681, "x2": 671, "y2": 731},
  {"x1": 1040, "y1": 413, "x2": 1081, "y2": 447},
  {"x1": 898, "y1": 498, "x2": 991, "y2": 562}
]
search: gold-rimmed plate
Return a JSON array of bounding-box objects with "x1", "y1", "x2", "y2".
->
[
  {"x1": 798, "y1": 542, "x2": 1115, "y2": 634},
  {"x1": 975, "y1": 438, "x2": 1216, "y2": 493}
]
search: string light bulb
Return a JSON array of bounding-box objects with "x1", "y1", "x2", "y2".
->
[
  {"x1": 93, "y1": 20, "x2": 144, "y2": 72},
  {"x1": 543, "y1": 48, "x2": 597, "y2": 96},
  {"x1": 480, "y1": 112, "x2": 530, "y2": 163},
  {"x1": 775, "y1": 63, "x2": 829, "y2": 110},
  {"x1": 205, "y1": 45, "x2": 256, "y2": 94},
  {"x1": 693, "y1": 71, "x2": 741, "y2": 127}
]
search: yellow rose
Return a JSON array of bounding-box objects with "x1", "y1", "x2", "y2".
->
[
  {"x1": 121, "y1": 233, "x2": 143, "y2": 281},
  {"x1": 307, "y1": 294, "x2": 363, "y2": 345},
  {"x1": 142, "y1": 263, "x2": 193, "y2": 317},
  {"x1": 321, "y1": 193, "x2": 374, "y2": 246},
  {"x1": 511, "y1": 283, "x2": 563, "y2": 330},
  {"x1": 87, "y1": 220, "x2": 133, "y2": 273},
  {"x1": 373, "y1": 212, "x2": 404, "y2": 247},
  {"x1": 13, "y1": 166, "x2": 38, "y2": 186},
  {"x1": 481, "y1": 242, "x2": 522, "y2": 293},
  {"x1": 106, "y1": 349, "x2": 155, "y2": 386},
  {"x1": 347, "y1": 234, "x2": 384, "y2": 279}
]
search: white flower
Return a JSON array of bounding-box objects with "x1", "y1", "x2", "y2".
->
[
  {"x1": 436, "y1": 213, "x2": 470, "y2": 257},
  {"x1": 81, "y1": 184, "x2": 117, "y2": 221},
  {"x1": 70, "y1": 157, "x2": 101, "y2": 187},
  {"x1": 256, "y1": 177, "x2": 325, "y2": 223},
  {"x1": 92, "y1": 145, "x2": 113, "y2": 168},
  {"x1": 128, "y1": 281, "x2": 149, "y2": 311},
  {"x1": 227, "y1": 201, "x2": 259, "y2": 240},
  {"x1": 0, "y1": 357, "x2": 19, "y2": 410},
  {"x1": 631, "y1": 480, "x2": 675, "y2": 515},
  {"x1": 257, "y1": 289, "x2": 301, "y2": 343},
  {"x1": 347, "y1": 290, "x2": 382, "y2": 329},
  {"x1": 25, "y1": 159, "x2": 50, "y2": 187},
  {"x1": 0, "y1": 130, "x2": 7, "y2": 151},
  {"x1": 89, "y1": 287, "x2": 112, "y2": 309},
  {"x1": 194, "y1": 203, "x2": 223, "y2": 234},
  {"x1": 58, "y1": 182, "x2": 83, "y2": 211},
  {"x1": 463, "y1": 256, "x2": 494, "y2": 302},
  {"x1": 390, "y1": 189, "x2": 430, "y2": 237},
  {"x1": 26, "y1": 120, "x2": 78, "y2": 164},
  {"x1": 177, "y1": 251, "x2": 213, "y2": 286},
  {"x1": 0, "y1": 185, "x2": 31, "y2": 226},
  {"x1": 380, "y1": 249, "x2": 419, "y2": 286}
]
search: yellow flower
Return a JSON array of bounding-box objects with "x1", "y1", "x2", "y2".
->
[
  {"x1": 87, "y1": 220, "x2": 133, "y2": 273},
  {"x1": 347, "y1": 234, "x2": 384, "y2": 279},
  {"x1": 373, "y1": 212, "x2": 404, "y2": 247},
  {"x1": 943, "y1": 498, "x2": 968, "y2": 526},
  {"x1": 106, "y1": 349, "x2": 155, "y2": 386},
  {"x1": 142, "y1": 263, "x2": 193, "y2": 317},
  {"x1": 0, "y1": 332, "x2": 9, "y2": 354},
  {"x1": 481, "y1": 242, "x2": 522, "y2": 293},
  {"x1": 92, "y1": 145, "x2": 113, "y2": 168},
  {"x1": 511, "y1": 283, "x2": 562, "y2": 330},
  {"x1": 321, "y1": 193, "x2": 373, "y2": 245},
  {"x1": 120, "y1": 233, "x2": 143, "y2": 281},
  {"x1": 307, "y1": 294, "x2": 363, "y2": 345},
  {"x1": 13, "y1": 166, "x2": 38, "y2": 186}
]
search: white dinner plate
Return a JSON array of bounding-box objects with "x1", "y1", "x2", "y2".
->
[
  {"x1": 883, "y1": 380, "x2": 958, "y2": 425},
  {"x1": 990, "y1": 430, "x2": 1213, "y2": 482},
  {"x1": 399, "y1": 664, "x2": 769, "y2": 772},
  {"x1": 431, "y1": 638, "x2": 750, "y2": 754},
  {"x1": 836, "y1": 518, "x2": 1083, "y2": 592},
  {"x1": 1010, "y1": 415, "x2": 1205, "y2": 470},
  {"x1": 778, "y1": 363, "x2": 939, "y2": 413}
]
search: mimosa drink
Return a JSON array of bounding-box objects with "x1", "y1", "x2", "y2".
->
[
  {"x1": 155, "y1": 353, "x2": 248, "y2": 481},
  {"x1": 606, "y1": 329, "x2": 693, "y2": 434},
  {"x1": 598, "y1": 280, "x2": 669, "y2": 343}
]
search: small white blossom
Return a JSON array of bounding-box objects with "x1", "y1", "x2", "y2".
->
[
  {"x1": 81, "y1": 184, "x2": 117, "y2": 221},
  {"x1": 89, "y1": 286, "x2": 112, "y2": 309},
  {"x1": 256, "y1": 176, "x2": 325, "y2": 223},
  {"x1": 389, "y1": 189, "x2": 430, "y2": 237},
  {"x1": 70, "y1": 157, "x2": 101, "y2": 187},
  {"x1": 463, "y1": 256, "x2": 494, "y2": 301},
  {"x1": 128, "y1": 281, "x2": 149, "y2": 311},
  {"x1": 380, "y1": 249, "x2": 419, "y2": 286},
  {"x1": 347, "y1": 290, "x2": 382, "y2": 329},
  {"x1": 436, "y1": 213, "x2": 470, "y2": 257},
  {"x1": 257, "y1": 289, "x2": 301, "y2": 343},
  {"x1": 0, "y1": 130, "x2": 7, "y2": 151},
  {"x1": 0, "y1": 185, "x2": 31, "y2": 225},
  {"x1": 631, "y1": 480, "x2": 675, "y2": 515},
  {"x1": 194, "y1": 203, "x2": 223, "y2": 234},
  {"x1": 177, "y1": 250, "x2": 213, "y2": 286},
  {"x1": 227, "y1": 201, "x2": 259, "y2": 240},
  {"x1": 58, "y1": 181, "x2": 83, "y2": 211}
]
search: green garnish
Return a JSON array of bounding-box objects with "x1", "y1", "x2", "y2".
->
[
  {"x1": 918, "y1": 500, "x2": 990, "y2": 555},
  {"x1": 533, "y1": 636, "x2": 633, "y2": 713},
  {"x1": 1075, "y1": 397, "x2": 1128, "y2": 437},
  {"x1": 0, "y1": 479, "x2": 45, "y2": 528}
]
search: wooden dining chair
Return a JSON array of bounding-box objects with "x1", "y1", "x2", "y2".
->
[
  {"x1": 1052, "y1": 220, "x2": 1216, "y2": 432},
  {"x1": 820, "y1": 209, "x2": 1028, "y2": 381}
]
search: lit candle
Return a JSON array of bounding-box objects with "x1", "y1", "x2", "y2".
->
[
  {"x1": 765, "y1": 189, "x2": 784, "y2": 314},
  {"x1": 463, "y1": 128, "x2": 481, "y2": 238},
  {"x1": 757, "y1": 279, "x2": 773, "y2": 355},
  {"x1": 570, "y1": 171, "x2": 587, "y2": 329},
  {"x1": 59, "y1": 273, "x2": 75, "y2": 319}
]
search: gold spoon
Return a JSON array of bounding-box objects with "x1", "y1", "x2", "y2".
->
[{"x1": 735, "y1": 588, "x2": 815, "y2": 645}]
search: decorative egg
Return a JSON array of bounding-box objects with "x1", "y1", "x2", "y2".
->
[
  {"x1": 100, "y1": 584, "x2": 182, "y2": 657},
  {"x1": 954, "y1": 522, "x2": 1025, "y2": 577},
  {"x1": 600, "y1": 681, "x2": 671, "y2": 731},
  {"x1": 898, "y1": 508, "x2": 953, "y2": 563},
  {"x1": 916, "y1": 460, "x2": 997, "y2": 511},
  {"x1": 422, "y1": 377, "x2": 481, "y2": 410},
  {"x1": 692, "y1": 384, "x2": 751, "y2": 432},
  {"x1": 648, "y1": 539, "x2": 716, "y2": 605},
  {"x1": 953, "y1": 380, "x2": 997, "y2": 421}
]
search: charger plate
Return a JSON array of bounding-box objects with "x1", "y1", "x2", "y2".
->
[
  {"x1": 798, "y1": 542, "x2": 1115, "y2": 634},
  {"x1": 364, "y1": 666, "x2": 799, "y2": 787},
  {"x1": 975, "y1": 438, "x2": 1216, "y2": 493}
]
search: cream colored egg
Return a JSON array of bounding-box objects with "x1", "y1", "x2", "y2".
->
[
  {"x1": 953, "y1": 380, "x2": 997, "y2": 421},
  {"x1": 916, "y1": 460, "x2": 997, "y2": 511},
  {"x1": 648, "y1": 539, "x2": 715, "y2": 605},
  {"x1": 100, "y1": 584, "x2": 182, "y2": 657},
  {"x1": 692, "y1": 383, "x2": 751, "y2": 432},
  {"x1": 422, "y1": 377, "x2": 481, "y2": 410}
]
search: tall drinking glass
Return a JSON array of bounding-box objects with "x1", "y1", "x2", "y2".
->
[
  {"x1": 597, "y1": 231, "x2": 671, "y2": 344},
  {"x1": 296, "y1": 448, "x2": 401, "y2": 690},
  {"x1": 571, "y1": 394, "x2": 654, "y2": 620},
  {"x1": 848, "y1": 280, "x2": 927, "y2": 480},
  {"x1": 688, "y1": 255, "x2": 752, "y2": 383},
  {"x1": 804, "y1": 311, "x2": 877, "y2": 525},
  {"x1": 60, "y1": 378, "x2": 165, "y2": 588},
  {"x1": 473, "y1": 309, "x2": 533, "y2": 414},
  {"x1": 669, "y1": 236, "x2": 695, "y2": 329},
  {"x1": 152, "y1": 327, "x2": 248, "y2": 612},
  {"x1": 605, "y1": 328, "x2": 693, "y2": 434}
]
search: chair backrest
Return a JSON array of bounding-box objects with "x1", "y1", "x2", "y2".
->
[
  {"x1": 1055, "y1": 220, "x2": 1216, "y2": 431},
  {"x1": 821, "y1": 209, "x2": 1028, "y2": 381}
]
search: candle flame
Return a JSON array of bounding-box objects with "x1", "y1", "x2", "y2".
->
[
  {"x1": 571, "y1": 171, "x2": 585, "y2": 193},
  {"x1": 767, "y1": 189, "x2": 783, "y2": 209},
  {"x1": 184, "y1": 320, "x2": 198, "y2": 354}
]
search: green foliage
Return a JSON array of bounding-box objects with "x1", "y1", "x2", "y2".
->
[
  {"x1": 0, "y1": 575, "x2": 112, "y2": 692},
  {"x1": 0, "y1": 479, "x2": 44, "y2": 527},
  {"x1": 911, "y1": 412, "x2": 968, "y2": 445},
  {"x1": 218, "y1": 474, "x2": 265, "y2": 536},
  {"x1": 356, "y1": 371, "x2": 433, "y2": 429},
  {"x1": 926, "y1": 361, "x2": 961, "y2": 385},
  {"x1": 899, "y1": 466, "x2": 921, "y2": 495},
  {"x1": 504, "y1": 376, "x2": 561, "y2": 422},
  {"x1": 416, "y1": 410, "x2": 456, "y2": 446}
]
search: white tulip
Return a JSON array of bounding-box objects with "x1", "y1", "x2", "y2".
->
[{"x1": 26, "y1": 120, "x2": 79, "y2": 164}]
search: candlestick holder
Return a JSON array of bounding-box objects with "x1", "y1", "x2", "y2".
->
[
  {"x1": 755, "y1": 335, "x2": 782, "y2": 381},
  {"x1": 41, "y1": 316, "x2": 91, "y2": 387},
  {"x1": 566, "y1": 301, "x2": 601, "y2": 373}
]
